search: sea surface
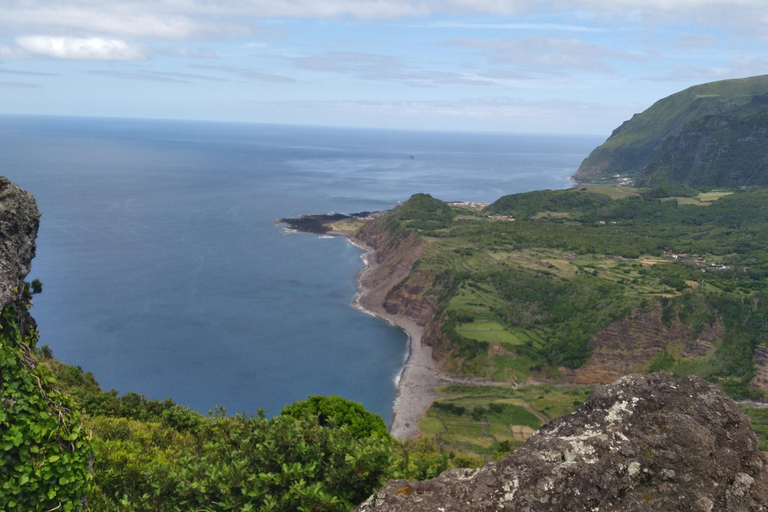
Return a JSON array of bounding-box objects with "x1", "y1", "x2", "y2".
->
[{"x1": 0, "y1": 115, "x2": 602, "y2": 423}]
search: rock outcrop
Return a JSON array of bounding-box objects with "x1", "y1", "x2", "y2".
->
[
  {"x1": 0, "y1": 176, "x2": 40, "y2": 308},
  {"x1": 357, "y1": 372, "x2": 768, "y2": 511},
  {"x1": 0, "y1": 176, "x2": 40, "y2": 340}
]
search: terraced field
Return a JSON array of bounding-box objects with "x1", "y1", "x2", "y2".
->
[{"x1": 419, "y1": 384, "x2": 594, "y2": 455}]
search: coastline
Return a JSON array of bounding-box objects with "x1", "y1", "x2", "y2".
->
[{"x1": 346, "y1": 236, "x2": 447, "y2": 441}]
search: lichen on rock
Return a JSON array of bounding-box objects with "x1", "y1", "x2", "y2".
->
[{"x1": 357, "y1": 372, "x2": 768, "y2": 511}]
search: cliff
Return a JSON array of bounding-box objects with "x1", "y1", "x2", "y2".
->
[
  {"x1": 575, "y1": 74, "x2": 768, "y2": 183},
  {"x1": 0, "y1": 175, "x2": 41, "y2": 332},
  {"x1": 636, "y1": 110, "x2": 768, "y2": 187},
  {"x1": 354, "y1": 219, "x2": 435, "y2": 327},
  {"x1": 357, "y1": 372, "x2": 768, "y2": 511},
  {"x1": 560, "y1": 302, "x2": 720, "y2": 385}
]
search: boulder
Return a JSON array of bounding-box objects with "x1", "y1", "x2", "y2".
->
[{"x1": 357, "y1": 372, "x2": 768, "y2": 511}]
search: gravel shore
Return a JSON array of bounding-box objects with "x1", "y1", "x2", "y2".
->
[{"x1": 347, "y1": 237, "x2": 449, "y2": 441}]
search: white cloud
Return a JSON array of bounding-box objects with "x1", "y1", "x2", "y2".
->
[
  {"x1": 646, "y1": 56, "x2": 768, "y2": 83},
  {"x1": 421, "y1": 21, "x2": 607, "y2": 32},
  {"x1": 192, "y1": 64, "x2": 297, "y2": 83},
  {"x1": 16, "y1": 36, "x2": 147, "y2": 60},
  {"x1": 292, "y1": 50, "x2": 498, "y2": 86},
  {"x1": 1, "y1": 0, "x2": 768, "y2": 41},
  {"x1": 451, "y1": 37, "x2": 642, "y2": 75},
  {"x1": 88, "y1": 69, "x2": 228, "y2": 83}
]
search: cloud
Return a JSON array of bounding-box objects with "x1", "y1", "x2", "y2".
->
[
  {"x1": 0, "y1": 80, "x2": 42, "y2": 88},
  {"x1": 88, "y1": 69, "x2": 227, "y2": 83},
  {"x1": 293, "y1": 50, "x2": 497, "y2": 86},
  {"x1": 1, "y1": 4, "x2": 222, "y2": 40},
  {"x1": 192, "y1": 64, "x2": 296, "y2": 83},
  {"x1": 451, "y1": 37, "x2": 642, "y2": 76},
  {"x1": 663, "y1": 33, "x2": 718, "y2": 49},
  {"x1": 0, "y1": 68, "x2": 57, "y2": 76},
  {"x1": 645, "y1": 56, "x2": 768, "y2": 83},
  {"x1": 1, "y1": 0, "x2": 768, "y2": 43},
  {"x1": 16, "y1": 36, "x2": 146, "y2": 60},
  {"x1": 155, "y1": 46, "x2": 218, "y2": 59},
  {"x1": 419, "y1": 21, "x2": 607, "y2": 32}
]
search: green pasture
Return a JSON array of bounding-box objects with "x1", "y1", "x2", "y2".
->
[{"x1": 419, "y1": 384, "x2": 594, "y2": 455}]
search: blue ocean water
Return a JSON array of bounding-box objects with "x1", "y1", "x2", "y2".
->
[{"x1": 0, "y1": 115, "x2": 601, "y2": 422}]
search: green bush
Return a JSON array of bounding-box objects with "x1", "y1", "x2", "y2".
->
[
  {"x1": 280, "y1": 395, "x2": 388, "y2": 438},
  {"x1": 0, "y1": 306, "x2": 91, "y2": 511}
]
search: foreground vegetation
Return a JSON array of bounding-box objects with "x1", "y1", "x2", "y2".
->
[{"x1": 1, "y1": 324, "x2": 485, "y2": 512}]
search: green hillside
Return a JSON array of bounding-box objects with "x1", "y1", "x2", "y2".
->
[
  {"x1": 575, "y1": 75, "x2": 768, "y2": 183},
  {"x1": 637, "y1": 110, "x2": 768, "y2": 187}
]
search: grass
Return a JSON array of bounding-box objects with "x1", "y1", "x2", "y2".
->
[
  {"x1": 582, "y1": 184, "x2": 643, "y2": 200},
  {"x1": 418, "y1": 384, "x2": 594, "y2": 455},
  {"x1": 456, "y1": 320, "x2": 525, "y2": 346},
  {"x1": 667, "y1": 191, "x2": 733, "y2": 206},
  {"x1": 741, "y1": 407, "x2": 768, "y2": 453},
  {"x1": 330, "y1": 218, "x2": 368, "y2": 233}
]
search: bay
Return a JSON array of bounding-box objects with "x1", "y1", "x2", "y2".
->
[{"x1": 0, "y1": 115, "x2": 601, "y2": 423}]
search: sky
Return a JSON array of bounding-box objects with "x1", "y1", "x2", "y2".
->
[{"x1": 1, "y1": 1, "x2": 768, "y2": 135}]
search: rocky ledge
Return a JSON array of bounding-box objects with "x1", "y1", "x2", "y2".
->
[{"x1": 357, "y1": 372, "x2": 768, "y2": 511}]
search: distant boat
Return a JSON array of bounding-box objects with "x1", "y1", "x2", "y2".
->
[{"x1": 410, "y1": 155, "x2": 414, "y2": 159}]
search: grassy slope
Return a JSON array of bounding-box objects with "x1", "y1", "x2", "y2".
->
[
  {"x1": 638, "y1": 110, "x2": 768, "y2": 188},
  {"x1": 575, "y1": 74, "x2": 768, "y2": 181}
]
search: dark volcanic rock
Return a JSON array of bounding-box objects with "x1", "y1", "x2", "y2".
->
[
  {"x1": 357, "y1": 373, "x2": 768, "y2": 511},
  {"x1": 0, "y1": 176, "x2": 40, "y2": 309},
  {"x1": 279, "y1": 211, "x2": 373, "y2": 234}
]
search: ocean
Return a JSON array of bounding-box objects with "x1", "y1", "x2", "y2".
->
[{"x1": 0, "y1": 115, "x2": 602, "y2": 423}]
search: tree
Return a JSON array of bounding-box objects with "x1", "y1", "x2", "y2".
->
[{"x1": 281, "y1": 395, "x2": 388, "y2": 438}]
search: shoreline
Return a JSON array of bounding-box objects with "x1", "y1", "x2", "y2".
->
[{"x1": 346, "y1": 236, "x2": 447, "y2": 441}]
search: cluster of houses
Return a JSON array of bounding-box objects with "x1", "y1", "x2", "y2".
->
[
  {"x1": 611, "y1": 174, "x2": 633, "y2": 186},
  {"x1": 447, "y1": 201, "x2": 487, "y2": 210},
  {"x1": 663, "y1": 251, "x2": 728, "y2": 270}
]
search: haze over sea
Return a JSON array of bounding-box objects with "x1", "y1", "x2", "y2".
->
[{"x1": 0, "y1": 115, "x2": 600, "y2": 423}]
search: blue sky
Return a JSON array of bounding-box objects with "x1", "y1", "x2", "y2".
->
[{"x1": 2, "y1": 0, "x2": 768, "y2": 135}]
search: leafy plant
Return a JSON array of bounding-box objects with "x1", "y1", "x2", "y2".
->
[{"x1": 0, "y1": 305, "x2": 91, "y2": 511}]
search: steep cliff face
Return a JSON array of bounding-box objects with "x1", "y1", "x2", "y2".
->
[
  {"x1": 637, "y1": 112, "x2": 768, "y2": 187},
  {"x1": 0, "y1": 176, "x2": 40, "y2": 305},
  {"x1": 562, "y1": 303, "x2": 720, "y2": 385},
  {"x1": 357, "y1": 372, "x2": 768, "y2": 511},
  {"x1": 0, "y1": 176, "x2": 41, "y2": 334},
  {"x1": 354, "y1": 218, "x2": 439, "y2": 328}
]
